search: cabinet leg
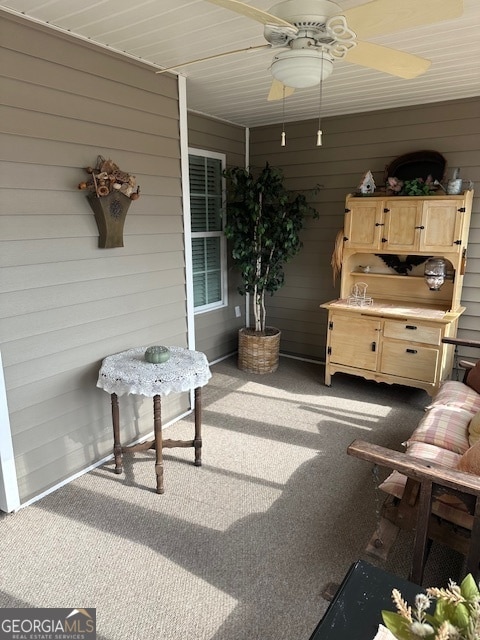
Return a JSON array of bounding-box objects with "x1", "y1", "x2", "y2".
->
[
  {"x1": 153, "y1": 395, "x2": 164, "y2": 494},
  {"x1": 194, "y1": 387, "x2": 202, "y2": 467},
  {"x1": 111, "y1": 393, "x2": 123, "y2": 474},
  {"x1": 324, "y1": 369, "x2": 332, "y2": 387}
]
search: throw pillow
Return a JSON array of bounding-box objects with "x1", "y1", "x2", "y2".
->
[
  {"x1": 407, "y1": 405, "x2": 471, "y2": 454},
  {"x1": 466, "y1": 361, "x2": 480, "y2": 394},
  {"x1": 457, "y1": 439, "x2": 480, "y2": 475},
  {"x1": 468, "y1": 411, "x2": 480, "y2": 446},
  {"x1": 430, "y1": 380, "x2": 480, "y2": 413}
]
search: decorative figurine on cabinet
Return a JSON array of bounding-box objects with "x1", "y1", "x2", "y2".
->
[{"x1": 357, "y1": 170, "x2": 376, "y2": 195}]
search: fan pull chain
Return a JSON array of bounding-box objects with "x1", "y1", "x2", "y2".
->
[
  {"x1": 281, "y1": 84, "x2": 286, "y2": 147},
  {"x1": 316, "y1": 60, "x2": 324, "y2": 147}
]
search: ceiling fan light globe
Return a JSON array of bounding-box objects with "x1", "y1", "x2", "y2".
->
[{"x1": 270, "y1": 49, "x2": 333, "y2": 88}]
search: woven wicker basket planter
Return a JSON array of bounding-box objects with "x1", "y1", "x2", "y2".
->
[{"x1": 238, "y1": 327, "x2": 281, "y2": 374}]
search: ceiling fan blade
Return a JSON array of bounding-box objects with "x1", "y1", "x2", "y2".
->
[
  {"x1": 346, "y1": 41, "x2": 431, "y2": 79},
  {"x1": 267, "y1": 80, "x2": 295, "y2": 102},
  {"x1": 343, "y1": 0, "x2": 463, "y2": 39},
  {"x1": 155, "y1": 44, "x2": 270, "y2": 74},
  {"x1": 204, "y1": 0, "x2": 297, "y2": 28}
]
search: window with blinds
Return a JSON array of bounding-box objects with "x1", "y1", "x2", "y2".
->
[{"x1": 188, "y1": 151, "x2": 227, "y2": 311}]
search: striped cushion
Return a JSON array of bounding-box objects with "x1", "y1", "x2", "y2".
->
[
  {"x1": 379, "y1": 442, "x2": 462, "y2": 498},
  {"x1": 378, "y1": 470, "x2": 406, "y2": 499},
  {"x1": 405, "y1": 441, "x2": 463, "y2": 466},
  {"x1": 407, "y1": 405, "x2": 472, "y2": 455},
  {"x1": 433, "y1": 495, "x2": 473, "y2": 530},
  {"x1": 378, "y1": 379, "x2": 480, "y2": 529},
  {"x1": 431, "y1": 380, "x2": 480, "y2": 414}
]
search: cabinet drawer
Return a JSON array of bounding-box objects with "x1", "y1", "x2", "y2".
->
[
  {"x1": 381, "y1": 342, "x2": 439, "y2": 383},
  {"x1": 383, "y1": 320, "x2": 441, "y2": 345}
]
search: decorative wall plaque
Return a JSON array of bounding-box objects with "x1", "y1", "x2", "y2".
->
[{"x1": 78, "y1": 155, "x2": 140, "y2": 248}]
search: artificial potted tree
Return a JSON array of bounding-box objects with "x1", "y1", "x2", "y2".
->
[{"x1": 224, "y1": 162, "x2": 319, "y2": 374}]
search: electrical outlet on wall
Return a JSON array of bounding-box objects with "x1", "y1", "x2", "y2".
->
[{"x1": 235, "y1": 306, "x2": 241, "y2": 318}]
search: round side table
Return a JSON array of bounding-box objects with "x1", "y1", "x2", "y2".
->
[{"x1": 97, "y1": 346, "x2": 211, "y2": 494}]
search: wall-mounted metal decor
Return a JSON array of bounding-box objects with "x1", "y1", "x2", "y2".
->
[{"x1": 78, "y1": 156, "x2": 140, "y2": 248}]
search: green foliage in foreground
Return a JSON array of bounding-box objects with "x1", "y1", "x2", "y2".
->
[{"x1": 382, "y1": 573, "x2": 480, "y2": 640}]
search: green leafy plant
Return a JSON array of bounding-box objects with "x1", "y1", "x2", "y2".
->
[
  {"x1": 401, "y1": 177, "x2": 436, "y2": 196},
  {"x1": 382, "y1": 573, "x2": 480, "y2": 639},
  {"x1": 224, "y1": 163, "x2": 319, "y2": 333}
]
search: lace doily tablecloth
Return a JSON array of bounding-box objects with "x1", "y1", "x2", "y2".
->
[{"x1": 97, "y1": 346, "x2": 212, "y2": 397}]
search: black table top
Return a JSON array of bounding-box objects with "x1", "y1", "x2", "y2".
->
[{"x1": 309, "y1": 560, "x2": 423, "y2": 640}]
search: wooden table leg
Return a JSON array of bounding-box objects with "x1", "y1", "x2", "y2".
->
[
  {"x1": 194, "y1": 387, "x2": 202, "y2": 467},
  {"x1": 111, "y1": 393, "x2": 123, "y2": 474},
  {"x1": 153, "y1": 394, "x2": 164, "y2": 494},
  {"x1": 112, "y1": 387, "x2": 202, "y2": 493}
]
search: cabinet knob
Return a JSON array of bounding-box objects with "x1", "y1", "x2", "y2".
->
[
  {"x1": 371, "y1": 342, "x2": 376, "y2": 352},
  {"x1": 406, "y1": 348, "x2": 418, "y2": 354},
  {"x1": 405, "y1": 325, "x2": 417, "y2": 330},
  {"x1": 375, "y1": 222, "x2": 384, "y2": 227},
  {"x1": 414, "y1": 225, "x2": 425, "y2": 230}
]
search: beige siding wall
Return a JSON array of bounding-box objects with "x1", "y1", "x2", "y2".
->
[
  {"x1": 249, "y1": 97, "x2": 480, "y2": 361},
  {"x1": 0, "y1": 15, "x2": 188, "y2": 503},
  {"x1": 187, "y1": 112, "x2": 246, "y2": 361}
]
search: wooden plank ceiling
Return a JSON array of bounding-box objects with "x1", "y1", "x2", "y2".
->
[{"x1": 1, "y1": 0, "x2": 479, "y2": 126}]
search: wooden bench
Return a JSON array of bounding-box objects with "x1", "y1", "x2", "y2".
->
[{"x1": 348, "y1": 337, "x2": 480, "y2": 584}]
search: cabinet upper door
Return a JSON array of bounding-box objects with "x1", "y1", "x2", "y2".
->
[
  {"x1": 420, "y1": 199, "x2": 463, "y2": 252},
  {"x1": 344, "y1": 199, "x2": 384, "y2": 250},
  {"x1": 343, "y1": 194, "x2": 470, "y2": 254},
  {"x1": 382, "y1": 200, "x2": 422, "y2": 251}
]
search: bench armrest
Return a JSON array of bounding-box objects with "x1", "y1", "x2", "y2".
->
[
  {"x1": 459, "y1": 359, "x2": 476, "y2": 371},
  {"x1": 347, "y1": 439, "x2": 480, "y2": 497},
  {"x1": 442, "y1": 337, "x2": 480, "y2": 350}
]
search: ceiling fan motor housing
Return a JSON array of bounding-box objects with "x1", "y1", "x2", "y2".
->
[
  {"x1": 267, "y1": 0, "x2": 352, "y2": 88},
  {"x1": 268, "y1": 0, "x2": 344, "y2": 26}
]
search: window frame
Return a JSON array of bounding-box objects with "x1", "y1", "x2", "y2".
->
[{"x1": 188, "y1": 148, "x2": 228, "y2": 314}]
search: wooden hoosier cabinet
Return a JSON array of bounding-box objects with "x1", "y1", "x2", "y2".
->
[{"x1": 321, "y1": 190, "x2": 474, "y2": 395}]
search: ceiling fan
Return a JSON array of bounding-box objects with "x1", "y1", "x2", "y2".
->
[{"x1": 156, "y1": 0, "x2": 463, "y2": 101}]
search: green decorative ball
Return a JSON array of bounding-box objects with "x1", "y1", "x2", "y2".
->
[{"x1": 144, "y1": 345, "x2": 170, "y2": 364}]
